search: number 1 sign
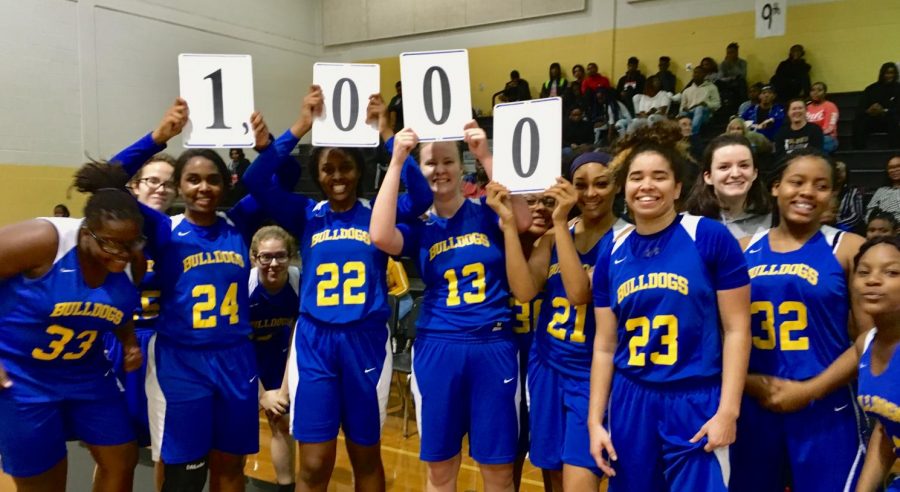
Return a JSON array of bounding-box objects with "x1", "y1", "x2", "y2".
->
[
  {"x1": 492, "y1": 97, "x2": 562, "y2": 194},
  {"x1": 178, "y1": 54, "x2": 255, "y2": 148},
  {"x1": 312, "y1": 63, "x2": 380, "y2": 147},
  {"x1": 400, "y1": 49, "x2": 472, "y2": 142}
]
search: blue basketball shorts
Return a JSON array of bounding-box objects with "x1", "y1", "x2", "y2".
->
[
  {"x1": 103, "y1": 328, "x2": 155, "y2": 447},
  {"x1": 0, "y1": 387, "x2": 134, "y2": 477},
  {"x1": 289, "y1": 315, "x2": 391, "y2": 446},
  {"x1": 606, "y1": 375, "x2": 729, "y2": 492},
  {"x1": 253, "y1": 336, "x2": 290, "y2": 391},
  {"x1": 145, "y1": 335, "x2": 259, "y2": 464},
  {"x1": 527, "y1": 352, "x2": 601, "y2": 476},
  {"x1": 411, "y1": 335, "x2": 520, "y2": 464},
  {"x1": 729, "y1": 386, "x2": 866, "y2": 492}
]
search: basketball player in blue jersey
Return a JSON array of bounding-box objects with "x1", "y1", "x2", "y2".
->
[
  {"x1": 110, "y1": 100, "x2": 277, "y2": 492},
  {"x1": 589, "y1": 143, "x2": 752, "y2": 492},
  {"x1": 511, "y1": 192, "x2": 554, "y2": 491},
  {"x1": 102, "y1": 152, "x2": 175, "y2": 477},
  {"x1": 499, "y1": 152, "x2": 627, "y2": 491},
  {"x1": 0, "y1": 163, "x2": 144, "y2": 491},
  {"x1": 246, "y1": 226, "x2": 300, "y2": 492},
  {"x1": 242, "y1": 86, "x2": 432, "y2": 492},
  {"x1": 731, "y1": 149, "x2": 869, "y2": 492},
  {"x1": 852, "y1": 236, "x2": 900, "y2": 492},
  {"x1": 370, "y1": 122, "x2": 532, "y2": 492}
]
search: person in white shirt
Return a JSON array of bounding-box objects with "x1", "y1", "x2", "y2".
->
[
  {"x1": 627, "y1": 75, "x2": 672, "y2": 133},
  {"x1": 679, "y1": 66, "x2": 722, "y2": 136}
]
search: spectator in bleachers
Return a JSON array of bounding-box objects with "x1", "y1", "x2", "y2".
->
[
  {"x1": 726, "y1": 116, "x2": 774, "y2": 158},
  {"x1": 866, "y1": 154, "x2": 900, "y2": 223},
  {"x1": 581, "y1": 62, "x2": 611, "y2": 95},
  {"x1": 503, "y1": 70, "x2": 532, "y2": 102},
  {"x1": 563, "y1": 107, "x2": 595, "y2": 154},
  {"x1": 679, "y1": 66, "x2": 721, "y2": 136},
  {"x1": 718, "y1": 42, "x2": 748, "y2": 107},
  {"x1": 741, "y1": 85, "x2": 785, "y2": 141},
  {"x1": 738, "y1": 82, "x2": 763, "y2": 118},
  {"x1": 719, "y1": 43, "x2": 747, "y2": 86},
  {"x1": 700, "y1": 57, "x2": 720, "y2": 84},
  {"x1": 627, "y1": 75, "x2": 671, "y2": 133},
  {"x1": 852, "y1": 62, "x2": 900, "y2": 149},
  {"x1": 806, "y1": 82, "x2": 839, "y2": 153},
  {"x1": 770, "y1": 44, "x2": 811, "y2": 101},
  {"x1": 565, "y1": 64, "x2": 586, "y2": 112},
  {"x1": 773, "y1": 99, "x2": 824, "y2": 159},
  {"x1": 617, "y1": 56, "x2": 646, "y2": 114},
  {"x1": 52, "y1": 203, "x2": 70, "y2": 217},
  {"x1": 865, "y1": 209, "x2": 898, "y2": 239},
  {"x1": 589, "y1": 88, "x2": 630, "y2": 145},
  {"x1": 832, "y1": 160, "x2": 865, "y2": 232},
  {"x1": 388, "y1": 81, "x2": 403, "y2": 133},
  {"x1": 656, "y1": 56, "x2": 677, "y2": 93},
  {"x1": 539, "y1": 62, "x2": 568, "y2": 99},
  {"x1": 677, "y1": 114, "x2": 703, "y2": 162}
]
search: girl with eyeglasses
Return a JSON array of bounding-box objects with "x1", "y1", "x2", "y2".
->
[
  {"x1": 109, "y1": 99, "x2": 282, "y2": 492},
  {"x1": 0, "y1": 162, "x2": 145, "y2": 491},
  {"x1": 248, "y1": 225, "x2": 300, "y2": 492}
]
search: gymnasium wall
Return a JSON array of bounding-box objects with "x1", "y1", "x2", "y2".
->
[
  {"x1": 337, "y1": 0, "x2": 900, "y2": 117},
  {"x1": 0, "y1": 0, "x2": 321, "y2": 225}
]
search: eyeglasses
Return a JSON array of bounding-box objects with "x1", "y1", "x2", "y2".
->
[
  {"x1": 256, "y1": 252, "x2": 290, "y2": 265},
  {"x1": 138, "y1": 176, "x2": 177, "y2": 191},
  {"x1": 84, "y1": 227, "x2": 146, "y2": 256},
  {"x1": 524, "y1": 195, "x2": 557, "y2": 208}
]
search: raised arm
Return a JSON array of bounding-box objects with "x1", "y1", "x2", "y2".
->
[
  {"x1": 370, "y1": 129, "x2": 418, "y2": 256},
  {"x1": 485, "y1": 182, "x2": 540, "y2": 302},
  {"x1": 545, "y1": 179, "x2": 592, "y2": 305},
  {"x1": 112, "y1": 98, "x2": 187, "y2": 178}
]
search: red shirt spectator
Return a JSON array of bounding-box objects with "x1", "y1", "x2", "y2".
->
[
  {"x1": 806, "y1": 82, "x2": 839, "y2": 139},
  {"x1": 581, "y1": 62, "x2": 611, "y2": 94}
]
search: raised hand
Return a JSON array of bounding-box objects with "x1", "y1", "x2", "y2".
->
[
  {"x1": 544, "y1": 178, "x2": 579, "y2": 225},
  {"x1": 151, "y1": 97, "x2": 189, "y2": 145},
  {"x1": 392, "y1": 128, "x2": 419, "y2": 162},
  {"x1": 463, "y1": 120, "x2": 489, "y2": 161},
  {"x1": 250, "y1": 111, "x2": 271, "y2": 151},
  {"x1": 291, "y1": 85, "x2": 324, "y2": 138},
  {"x1": 485, "y1": 182, "x2": 515, "y2": 228}
]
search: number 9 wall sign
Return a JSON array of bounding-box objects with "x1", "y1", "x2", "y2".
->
[
  {"x1": 492, "y1": 97, "x2": 562, "y2": 194},
  {"x1": 400, "y1": 49, "x2": 472, "y2": 142},
  {"x1": 312, "y1": 63, "x2": 380, "y2": 148},
  {"x1": 178, "y1": 54, "x2": 255, "y2": 148}
]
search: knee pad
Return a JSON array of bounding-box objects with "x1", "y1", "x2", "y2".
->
[{"x1": 161, "y1": 458, "x2": 208, "y2": 492}]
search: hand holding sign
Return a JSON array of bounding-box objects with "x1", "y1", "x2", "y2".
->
[
  {"x1": 491, "y1": 97, "x2": 562, "y2": 194},
  {"x1": 178, "y1": 54, "x2": 255, "y2": 148},
  {"x1": 400, "y1": 50, "x2": 472, "y2": 142},
  {"x1": 312, "y1": 63, "x2": 380, "y2": 147}
]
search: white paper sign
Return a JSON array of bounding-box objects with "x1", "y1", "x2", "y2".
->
[
  {"x1": 400, "y1": 49, "x2": 472, "y2": 142},
  {"x1": 492, "y1": 97, "x2": 562, "y2": 194},
  {"x1": 312, "y1": 63, "x2": 380, "y2": 148},
  {"x1": 178, "y1": 54, "x2": 255, "y2": 148},
  {"x1": 755, "y1": 0, "x2": 786, "y2": 38}
]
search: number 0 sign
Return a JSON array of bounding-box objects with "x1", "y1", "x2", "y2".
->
[
  {"x1": 400, "y1": 50, "x2": 472, "y2": 142},
  {"x1": 492, "y1": 97, "x2": 562, "y2": 194},
  {"x1": 312, "y1": 63, "x2": 380, "y2": 147},
  {"x1": 178, "y1": 54, "x2": 255, "y2": 148}
]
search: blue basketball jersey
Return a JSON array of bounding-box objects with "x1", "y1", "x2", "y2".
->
[
  {"x1": 152, "y1": 214, "x2": 252, "y2": 347},
  {"x1": 248, "y1": 266, "x2": 300, "y2": 343},
  {"x1": 536, "y1": 220, "x2": 631, "y2": 379},
  {"x1": 298, "y1": 199, "x2": 390, "y2": 328},
  {"x1": 593, "y1": 214, "x2": 749, "y2": 383},
  {"x1": 858, "y1": 329, "x2": 900, "y2": 459},
  {"x1": 512, "y1": 298, "x2": 540, "y2": 353},
  {"x1": 0, "y1": 218, "x2": 138, "y2": 401},
  {"x1": 133, "y1": 256, "x2": 161, "y2": 330},
  {"x1": 399, "y1": 198, "x2": 512, "y2": 339},
  {"x1": 744, "y1": 226, "x2": 850, "y2": 380}
]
